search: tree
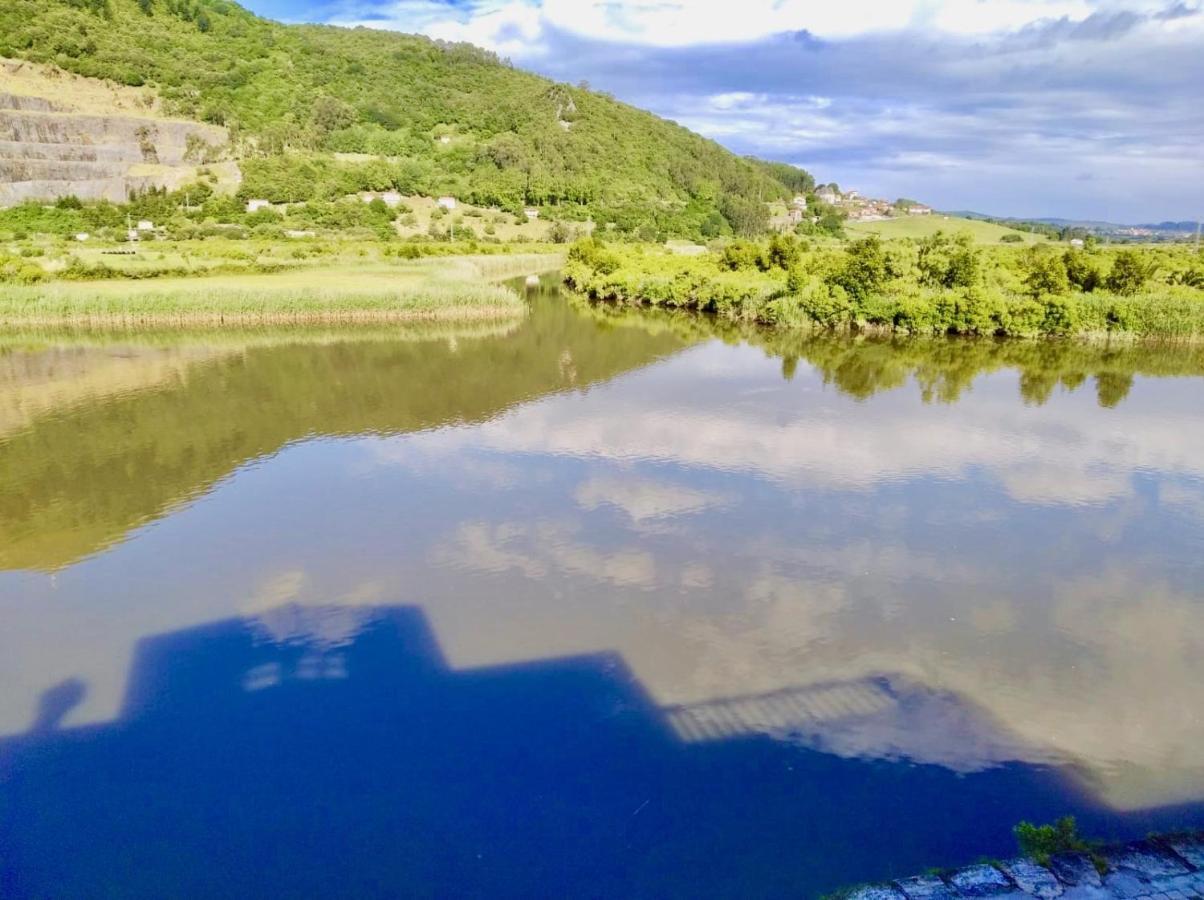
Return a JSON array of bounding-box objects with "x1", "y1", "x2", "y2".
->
[
  {"x1": 547, "y1": 220, "x2": 573, "y2": 244},
  {"x1": 1063, "y1": 250, "x2": 1101, "y2": 292},
  {"x1": 917, "y1": 231, "x2": 980, "y2": 288},
  {"x1": 311, "y1": 96, "x2": 356, "y2": 135},
  {"x1": 1105, "y1": 250, "x2": 1155, "y2": 295},
  {"x1": 1021, "y1": 246, "x2": 1070, "y2": 297},
  {"x1": 834, "y1": 235, "x2": 888, "y2": 301},
  {"x1": 720, "y1": 195, "x2": 769, "y2": 238}
]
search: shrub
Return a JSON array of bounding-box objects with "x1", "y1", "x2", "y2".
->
[
  {"x1": 1014, "y1": 817, "x2": 1087, "y2": 866},
  {"x1": 917, "y1": 231, "x2": 980, "y2": 289},
  {"x1": 832, "y1": 235, "x2": 887, "y2": 301},
  {"x1": 1021, "y1": 246, "x2": 1070, "y2": 297},
  {"x1": 1105, "y1": 250, "x2": 1156, "y2": 296},
  {"x1": 719, "y1": 240, "x2": 762, "y2": 272},
  {"x1": 1063, "y1": 251, "x2": 1101, "y2": 292}
]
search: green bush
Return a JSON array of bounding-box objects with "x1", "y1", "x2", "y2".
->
[
  {"x1": 1021, "y1": 246, "x2": 1070, "y2": 297},
  {"x1": 1106, "y1": 250, "x2": 1156, "y2": 295},
  {"x1": 562, "y1": 237, "x2": 1204, "y2": 339}
]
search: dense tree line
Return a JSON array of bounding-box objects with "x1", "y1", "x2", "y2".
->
[{"x1": 564, "y1": 234, "x2": 1204, "y2": 339}]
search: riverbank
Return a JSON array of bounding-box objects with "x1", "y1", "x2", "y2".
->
[
  {"x1": 839, "y1": 832, "x2": 1204, "y2": 900},
  {"x1": 0, "y1": 253, "x2": 561, "y2": 327},
  {"x1": 564, "y1": 237, "x2": 1204, "y2": 341}
]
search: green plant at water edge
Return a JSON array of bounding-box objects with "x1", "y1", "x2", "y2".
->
[{"x1": 1013, "y1": 816, "x2": 1086, "y2": 865}]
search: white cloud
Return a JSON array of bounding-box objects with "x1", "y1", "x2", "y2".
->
[{"x1": 336, "y1": 0, "x2": 1116, "y2": 50}]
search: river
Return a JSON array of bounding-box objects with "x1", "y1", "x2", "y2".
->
[{"x1": 2, "y1": 275, "x2": 1202, "y2": 897}]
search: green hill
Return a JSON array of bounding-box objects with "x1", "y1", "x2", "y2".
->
[
  {"x1": 846, "y1": 215, "x2": 1043, "y2": 244},
  {"x1": 0, "y1": 0, "x2": 801, "y2": 238}
]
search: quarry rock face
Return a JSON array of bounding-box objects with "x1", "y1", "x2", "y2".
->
[{"x1": 0, "y1": 91, "x2": 231, "y2": 205}]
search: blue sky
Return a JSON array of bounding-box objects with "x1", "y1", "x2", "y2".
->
[{"x1": 241, "y1": 0, "x2": 1203, "y2": 222}]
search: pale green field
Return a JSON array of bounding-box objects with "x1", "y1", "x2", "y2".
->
[
  {"x1": 0, "y1": 254, "x2": 560, "y2": 327},
  {"x1": 846, "y1": 215, "x2": 1045, "y2": 244}
]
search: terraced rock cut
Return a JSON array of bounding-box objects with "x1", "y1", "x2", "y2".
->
[{"x1": 0, "y1": 59, "x2": 233, "y2": 205}]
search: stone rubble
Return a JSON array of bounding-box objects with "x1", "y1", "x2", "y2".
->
[{"x1": 847, "y1": 835, "x2": 1204, "y2": 900}]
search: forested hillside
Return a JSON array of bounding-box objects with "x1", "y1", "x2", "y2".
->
[{"x1": 0, "y1": 0, "x2": 804, "y2": 236}]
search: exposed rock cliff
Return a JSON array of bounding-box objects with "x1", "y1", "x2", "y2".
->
[{"x1": 0, "y1": 59, "x2": 235, "y2": 205}]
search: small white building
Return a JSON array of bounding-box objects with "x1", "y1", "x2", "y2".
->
[
  {"x1": 285, "y1": 229, "x2": 316, "y2": 239},
  {"x1": 791, "y1": 195, "x2": 808, "y2": 210},
  {"x1": 438, "y1": 135, "x2": 452, "y2": 145},
  {"x1": 437, "y1": 196, "x2": 457, "y2": 211},
  {"x1": 74, "y1": 232, "x2": 90, "y2": 242},
  {"x1": 816, "y1": 187, "x2": 840, "y2": 205},
  {"x1": 523, "y1": 207, "x2": 540, "y2": 220},
  {"x1": 126, "y1": 228, "x2": 140, "y2": 242},
  {"x1": 381, "y1": 191, "x2": 403, "y2": 208},
  {"x1": 907, "y1": 205, "x2": 933, "y2": 216},
  {"x1": 1069, "y1": 238, "x2": 1085, "y2": 248},
  {"x1": 246, "y1": 199, "x2": 272, "y2": 213},
  {"x1": 136, "y1": 219, "x2": 154, "y2": 232}
]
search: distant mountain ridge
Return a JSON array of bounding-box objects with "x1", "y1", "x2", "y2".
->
[{"x1": 950, "y1": 211, "x2": 1200, "y2": 233}]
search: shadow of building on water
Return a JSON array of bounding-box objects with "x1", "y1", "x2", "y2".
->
[{"x1": 2, "y1": 604, "x2": 1199, "y2": 899}]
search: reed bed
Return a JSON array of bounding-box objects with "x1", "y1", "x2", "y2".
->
[{"x1": 0, "y1": 254, "x2": 561, "y2": 327}]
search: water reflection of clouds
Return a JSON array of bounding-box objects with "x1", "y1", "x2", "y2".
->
[
  {"x1": 574, "y1": 474, "x2": 731, "y2": 523},
  {"x1": 436, "y1": 520, "x2": 660, "y2": 590},
  {"x1": 383, "y1": 346, "x2": 1204, "y2": 506},
  {"x1": 3, "y1": 344, "x2": 1203, "y2": 814}
]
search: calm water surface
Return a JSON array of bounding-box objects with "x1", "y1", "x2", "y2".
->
[{"x1": 2, "y1": 278, "x2": 1203, "y2": 897}]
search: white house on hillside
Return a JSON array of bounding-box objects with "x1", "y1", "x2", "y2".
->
[
  {"x1": 246, "y1": 199, "x2": 272, "y2": 213},
  {"x1": 437, "y1": 196, "x2": 457, "y2": 211},
  {"x1": 907, "y1": 204, "x2": 933, "y2": 215},
  {"x1": 816, "y1": 187, "x2": 839, "y2": 205}
]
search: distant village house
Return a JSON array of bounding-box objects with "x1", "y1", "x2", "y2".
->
[
  {"x1": 246, "y1": 199, "x2": 272, "y2": 213},
  {"x1": 437, "y1": 196, "x2": 458, "y2": 211},
  {"x1": 523, "y1": 207, "x2": 541, "y2": 220}
]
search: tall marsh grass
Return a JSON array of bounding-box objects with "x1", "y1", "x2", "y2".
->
[{"x1": 0, "y1": 254, "x2": 561, "y2": 326}]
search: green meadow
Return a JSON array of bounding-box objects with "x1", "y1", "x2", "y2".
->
[{"x1": 846, "y1": 215, "x2": 1043, "y2": 245}]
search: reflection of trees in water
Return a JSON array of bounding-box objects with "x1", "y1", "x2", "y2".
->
[
  {"x1": 574, "y1": 298, "x2": 1204, "y2": 408},
  {"x1": 0, "y1": 293, "x2": 689, "y2": 571}
]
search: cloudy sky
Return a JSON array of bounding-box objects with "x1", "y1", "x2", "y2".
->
[{"x1": 244, "y1": 0, "x2": 1203, "y2": 222}]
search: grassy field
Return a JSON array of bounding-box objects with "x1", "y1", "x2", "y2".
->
[
  {"x1": 0, "y1": 254, "x2": 560, "y2": 326},
  {"x1": 846, "y1": 215, "x2": 1044, "y2": 244}
]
